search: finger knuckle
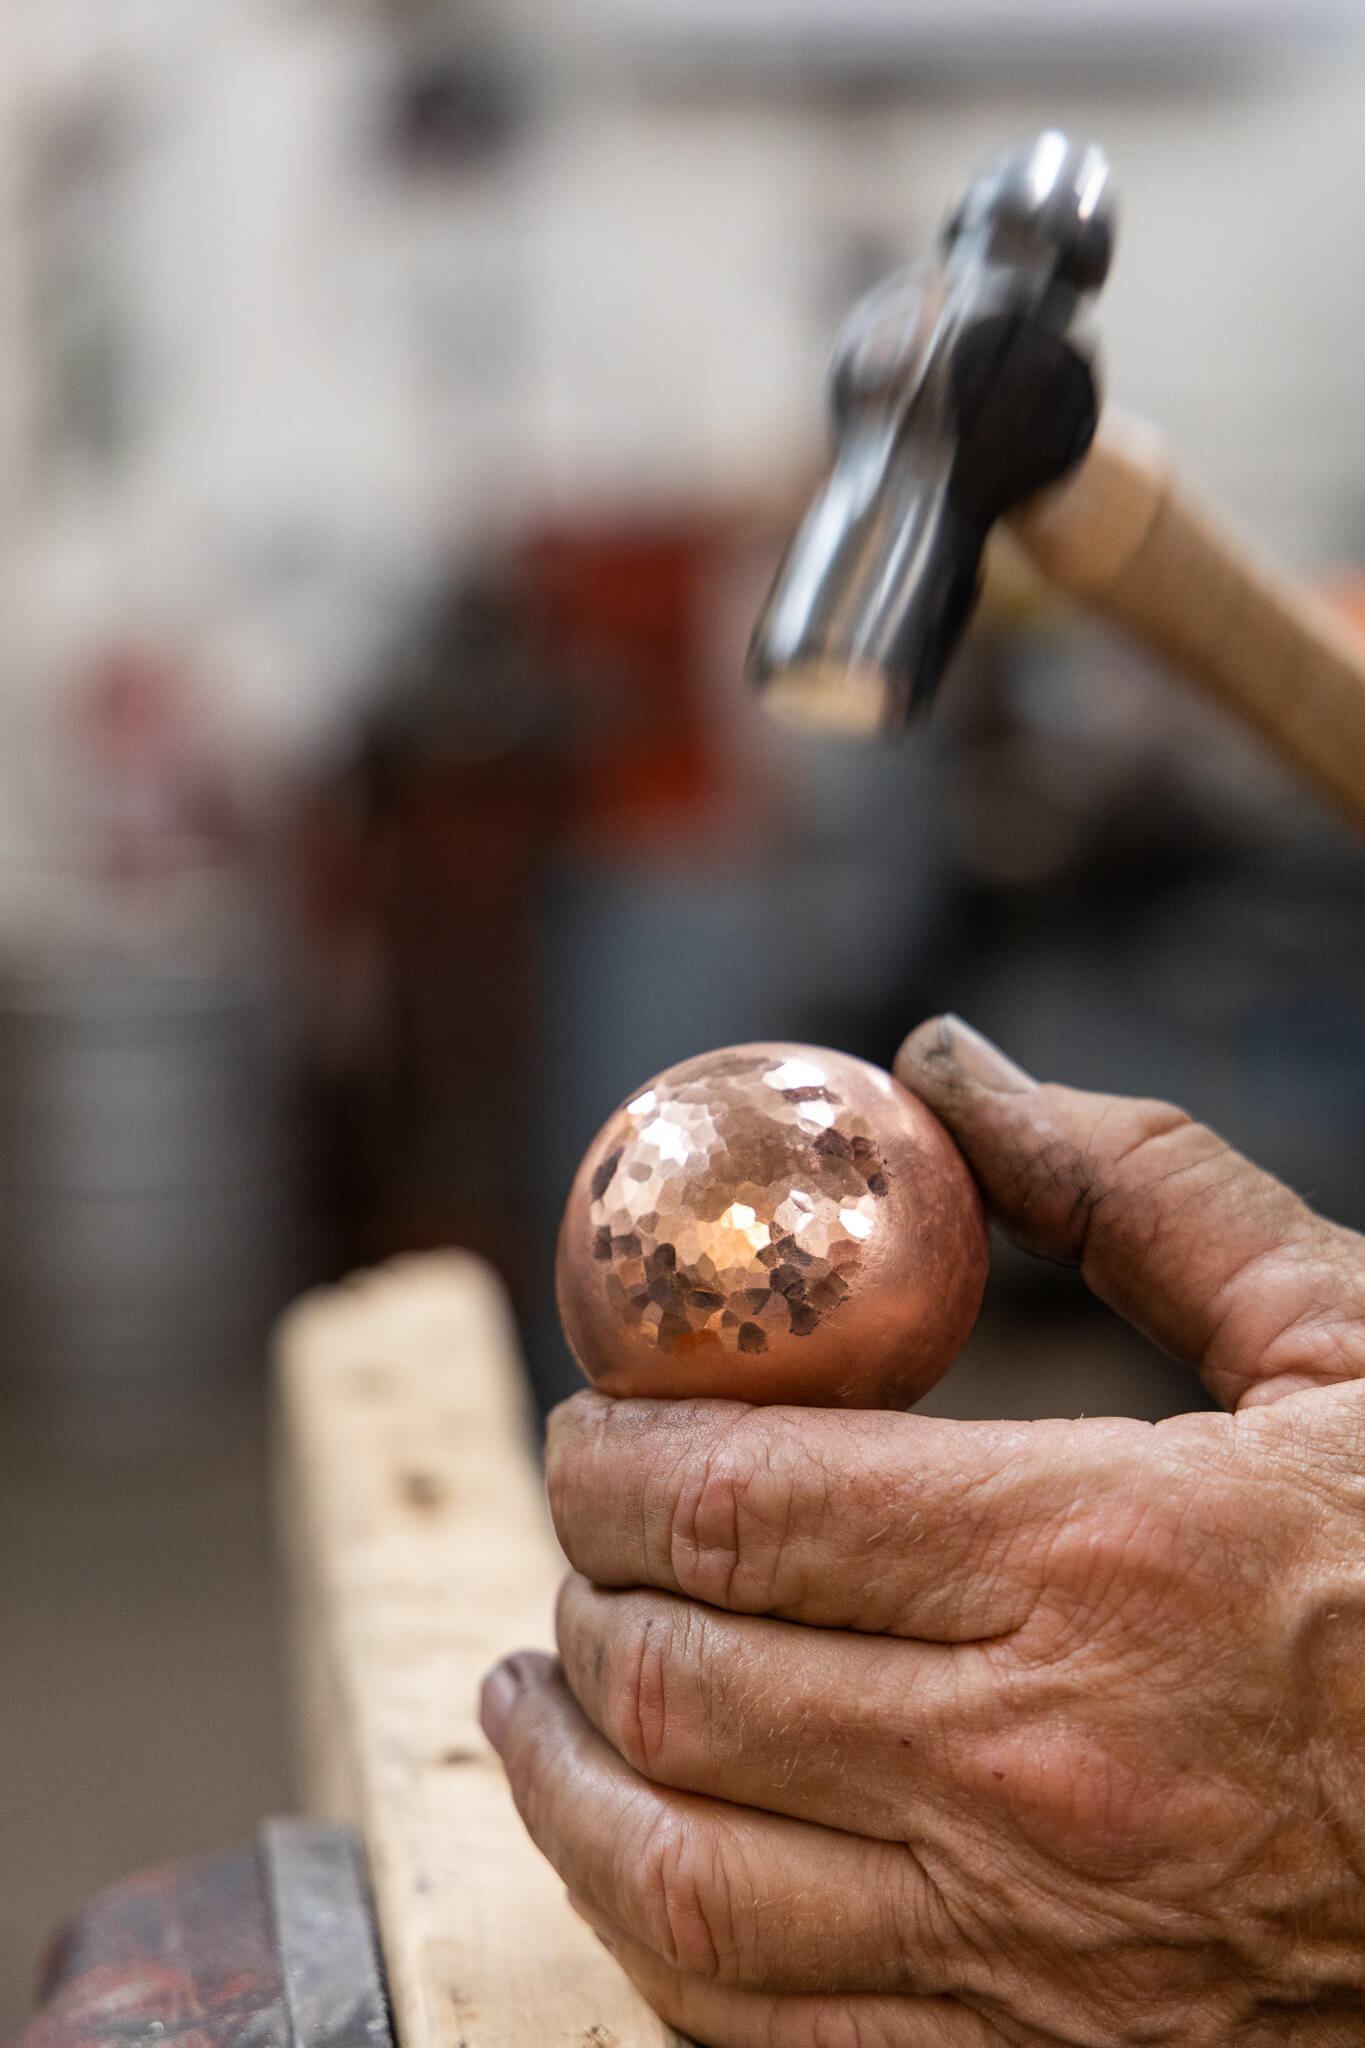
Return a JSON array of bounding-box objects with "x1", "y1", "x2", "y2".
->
[
  {"x1": 606, "y1": 1605, "x2": 702, "y2": 1781},
  {"x1": 973, "y1": 1727, "x2": 1168, "y2": 1881},
  {"x1": 1041, "y1": 1478, "x2": 1219, "y2": 1631},
  {"x1": 668, "y1": 1419, "x2": 800, "y2": 1611},
  {"x1": 1079, "y1": 1102, "x2": 1259, "y2": 1277},
  {"x1": 1045, "y1": 1508, "x2": 1166, "y2": 1616},
  {"x1": 545, "y1": 1394, "x2": 611, "y2": 1556},
  {"x1": 635, "y1": 1807, "x2": 733, "y2": 1980},
  {"x1": 1101, "y1": 1097, "x2": 1194, "y2": 1173},
  {"x1": 1055, "y1": 1097, "x2": 1193, "y2": 1236},
  {"x1": 807, "y1": 2002, "x2": 880, "y2": 2048}
]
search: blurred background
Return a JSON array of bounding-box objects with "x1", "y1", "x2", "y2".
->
[{"x1": 3, "y1": 0, "x2": 1365, "y2": 2027}]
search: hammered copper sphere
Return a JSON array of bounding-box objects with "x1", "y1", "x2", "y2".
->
[{"x1": 556, "y1": 1042, "x2": 988, "y2": 1409}]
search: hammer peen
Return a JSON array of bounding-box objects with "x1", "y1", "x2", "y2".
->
[{"x1": 749, "y1": 130, "x2": 1365, "y2": 838}]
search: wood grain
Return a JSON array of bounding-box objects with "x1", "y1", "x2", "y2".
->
[
  {"x1": 1010, "y1": 407, "x2": 1365, "y2": 836},
  {"x1": 275, "y1": 1252, "x2": 679, "y2": 2048}
]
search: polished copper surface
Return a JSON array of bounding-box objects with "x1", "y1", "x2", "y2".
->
[{"x1": 556, "y1": 1042, "x2": 988, "y2": 1408}]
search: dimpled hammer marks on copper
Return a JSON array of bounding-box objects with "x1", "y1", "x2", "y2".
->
[{"x1": 556, "y1": 1043, "x2": 989, "y2": 1409}]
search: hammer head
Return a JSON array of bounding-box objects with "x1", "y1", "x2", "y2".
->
[{"x1": 749, "y1": 132, "x2": 1115, "y2": 737}]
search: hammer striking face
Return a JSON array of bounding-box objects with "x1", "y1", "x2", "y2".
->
[{"x1": 749, "y1": 130, "x2": 1115, "y2": 738}]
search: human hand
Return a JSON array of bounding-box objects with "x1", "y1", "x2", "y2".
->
[{"x1": 482, "y1": 1016, "x2": 1365, "y2": 2045}]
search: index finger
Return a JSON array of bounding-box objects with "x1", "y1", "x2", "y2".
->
[{"x1": 546, "y1": 1389, "x2": 1174, "y2": 1639}]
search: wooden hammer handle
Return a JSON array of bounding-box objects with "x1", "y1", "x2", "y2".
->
[{"x1": 1009, "y1": 408, "x2": 1365, "y2": 835}]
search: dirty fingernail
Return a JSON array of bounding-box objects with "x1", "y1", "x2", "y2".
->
[
  {"x1": 479, "y1": 1661, "x2": 522, "y2": 1752},
  {"x1": 902, "y1": 1015, "x2": 1037, "y2": 1094}
]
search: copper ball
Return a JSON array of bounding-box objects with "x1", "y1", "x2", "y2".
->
[{"x1": 556, "y1": 1042, "x2": 988, "y2": 1409}]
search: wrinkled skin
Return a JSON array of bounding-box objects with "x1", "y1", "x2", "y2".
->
[{"x1": 481, "y1": 1015, "x2": 1365, "y2": 2046}]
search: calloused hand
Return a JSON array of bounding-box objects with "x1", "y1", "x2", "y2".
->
[{"x1": 482, "y1": 1016, "x2": 1365, "y2": 2045}]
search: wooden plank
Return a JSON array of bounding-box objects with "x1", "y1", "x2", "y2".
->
[{"x1": 274, "y1": 1252, "x2": 677, "y2": 2048}]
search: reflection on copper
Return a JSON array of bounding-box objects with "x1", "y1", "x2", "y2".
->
[{"x1": 557, "y1": 1043, "x2": 988, "y2": 1409}]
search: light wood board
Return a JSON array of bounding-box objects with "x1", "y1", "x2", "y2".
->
[{"x1": 275, "y1": 1252, "x2": 679, "y2": 2048}]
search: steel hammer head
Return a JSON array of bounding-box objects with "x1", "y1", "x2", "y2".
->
[{"x1": 748, "y1": 132, "x2": 1115, "y2": 737}]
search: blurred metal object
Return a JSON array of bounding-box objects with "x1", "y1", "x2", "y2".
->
[
  {"x1": 261, "y1": 1821, "x2": 394, "y2": 2048},
  {"x1": 748, "y1": 131, "x2": 1112, "y2": 736},
  {"x1": 7, "y1": 1828, "x2": 394, "y2": 2048},
  {"x1": 8, "y1": 1848, "x2": 291, "y2": 2048},
  {"x1": 0, "y1": 953, "x2": 288, "y2": 1447}
]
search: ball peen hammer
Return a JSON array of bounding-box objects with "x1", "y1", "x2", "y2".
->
[{"x1": 749, "y1": 131, "x2": 1365, "y2": 837}]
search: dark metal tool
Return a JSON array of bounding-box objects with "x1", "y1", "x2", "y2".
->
[
  {"x1": 748, "y1": 130, "x2": 1114, "y2": 736},
  {"x1": 260, "y1": 1821, "x2": 394, "y2": 2048},
  {"x1": 6, "y1": 1825, "x2": 396, "y2": 2048},
  {"x1": 747, "y1": 132, "x2": 1365, "y2": 839}
]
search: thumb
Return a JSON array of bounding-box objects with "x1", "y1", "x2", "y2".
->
[{"x1": 895, "y1": 1014, "x2": 1365, "y2": 1412}]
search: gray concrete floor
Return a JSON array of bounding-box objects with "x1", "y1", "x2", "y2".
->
[
  {"x1": 0, "y1": 1265, "x2": 1202, "y2": 2038},
  {"x1": 0, "y1": 1382, "x2": 291, "y2": 2035}
]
